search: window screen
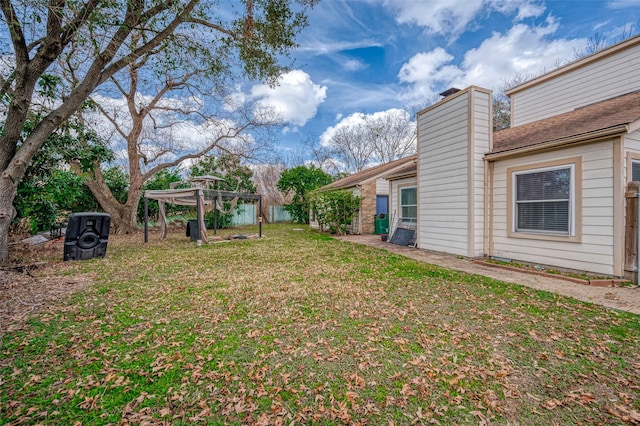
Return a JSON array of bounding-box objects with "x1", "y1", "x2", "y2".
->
[{"x1": 515, "y1": 167, "x2": 571, "y2": 234}]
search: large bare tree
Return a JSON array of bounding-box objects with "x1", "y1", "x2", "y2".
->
[
  {"x1": 325, "y1": 109, "x2": 416, "y2": 173},
  {"x1": 326, "y1": 124, "x2": 373, "y2": 173},
  {"x1": 74, "y1": 56, "x2": 278, "y2": 233},
  {"x1": 363, "y1": 109, "x2": 416, "y2": 164},
  {"x1": 0, "y1": 0, "x2": 315, "y2": 263}
]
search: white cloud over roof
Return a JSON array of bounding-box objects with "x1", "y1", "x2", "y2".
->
[
  {"x1": 319, "y1": 108, "x2": 411, "y2": 147},
  {"x1": 397, "y1": 17, "x2": 587, "y2": 102},
  {"x1": 390, "y1": 0, "x2": 545, "y2": 36},
  {"x1": 249, "y1": 70, "x2": 327, "y2": 126}
]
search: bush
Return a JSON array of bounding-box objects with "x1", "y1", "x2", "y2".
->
[
  {"x1": 205, "y1": 204, "x2": 234, "y2": 229},
  {"x1": 310, "y1": 189, "x2": 361, "y2": 235}
]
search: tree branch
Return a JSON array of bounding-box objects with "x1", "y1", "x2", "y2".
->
[
  {"x1": 98, "y1": 0, "x2": 199, "y2": 85},
  {"x1": 184, "y1": 17, "x2": 236, "y2": 38},
  {"x1": 1, "y1": 0, "x2": 28, "y2": 66}
]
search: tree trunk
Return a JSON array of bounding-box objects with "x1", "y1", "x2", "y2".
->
[
  {"x1": 83, "y1": 171, "x2": 143, "y2": 235},
  {"x1": 0, "y1": 177, "x2": 18, "y2": 263},
  {"x1": 108, "y1": 201, "x2": 141, "y2": 235}
]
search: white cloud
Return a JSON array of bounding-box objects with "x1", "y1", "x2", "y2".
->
[
  {"x1": 389, "y1": 0, "x2": 545, "y2": 36},
  {"x1": 514, "y1": 2, "x2": 546, "y2": 20},
  {"x1": 397, "y1": 18, "x2": 587, "y2": 102},
  {"x1": 390, "y1": 0, "x2": 484, "y2": 36},
  {"x1": 297, "y1": 39, "x2": 384, "y2": 56},
  {"x1": 249, "y1": 70, "x2": 327, "y2": 126},
  {"x1": 397, "y1": 48, "x2": 464, "y2": 99},
  {"x1": 319, "y1": 108, "x2": 410, "y2": 146},
  {"x1": 607, "y1": 0, "x2": 640, "y2": 9},
  {"x1": 320, "y1": 112, "x2": 366, "y2": 147},
  {"x1": 342, "y1": 58, "x2": 368, "y2": 72}
]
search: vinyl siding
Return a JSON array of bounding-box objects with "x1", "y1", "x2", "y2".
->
[
  {"x1": 511, "y1": 42, "x2": 640, "y2": 125},
  {"x1": 418, "y1": 92, "x2": 469, "y2": 256},
  {"x1": 375, "y1": 177, "x2": 390, "y2": 194},
  {"x1": 491, "y1": 140, "x2": 616, "y2": 275},
  {"x1": 472, "y1": 90, "x2": 491, "y2": 256},
  {"x1": 417, "y1": 87, "x2": 491, "y2": 257}
]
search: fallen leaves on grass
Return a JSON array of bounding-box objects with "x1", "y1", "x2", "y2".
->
[{"x1": 1, "y1": 226, "x2": 639, "y2": 425}]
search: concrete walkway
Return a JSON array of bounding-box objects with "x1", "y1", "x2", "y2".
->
[{"x1": 334, "y1": 234, "x2": 640, "y2": 315}]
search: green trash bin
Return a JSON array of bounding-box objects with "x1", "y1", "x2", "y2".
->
[{"x1": 374, "y1": 214, "x2": 389, "y2": 235}]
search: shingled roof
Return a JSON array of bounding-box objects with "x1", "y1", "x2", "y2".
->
[
  {"x1": 383, "y1": 159, "x2": 417, "y2": 180},
  {"x1": 492, "y1": 90, "x2": 640, "y2": 156},
  {"x1": 321, "y1": 155, "x2": 417, "y2": 190}
]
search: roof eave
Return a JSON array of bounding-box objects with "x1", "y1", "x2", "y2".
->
[
  {"x1": 629, "y1": 117, "x2": 640, "y2": 134},
  {"x1": 385, "y1": 171, "x2": 417, "y2": 181},
  {"x1": 317, "y1": 183, "x2": 354, "y2": 192},
  {"x1": 319, "y1": 156, "x2": 417, "y2": 191},
  {"x1": 485, "y1": 125, "x2": 629, "y2": 161}
]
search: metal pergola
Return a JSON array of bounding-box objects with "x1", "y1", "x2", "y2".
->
[{"x1": 143, "y1": 188, "x2": 263, "y2": 243}]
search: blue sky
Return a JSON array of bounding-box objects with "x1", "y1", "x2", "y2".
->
[{"x1": 238, "y1": 0, "x2": 640, "y2": 159}]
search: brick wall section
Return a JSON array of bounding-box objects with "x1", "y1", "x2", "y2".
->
[{"x1": 359, "y1": 181, "x2": 378, "y2": 234}]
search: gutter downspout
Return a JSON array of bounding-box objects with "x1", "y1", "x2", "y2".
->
[
  {"x1": 484, "y1": 158, "x2": 493, "y2": 258},
  {"x1": 356, "y1": 184, "x2": 363, "y2": 235}
]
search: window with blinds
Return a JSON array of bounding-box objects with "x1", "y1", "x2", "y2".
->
[
  {"x1": 632, "y1": 160, "x2": 640, "y2": 182},
  {"x1": 514, "y1": 166, "x2": 573, "y2": 235}
]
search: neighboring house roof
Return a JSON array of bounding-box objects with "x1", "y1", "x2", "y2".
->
[
  {"x1": 321, "y1": 155, "x2": 417, "y2": 190},
  {"x1": 490, "y1": 90, "x2": 640, "y2": 157},
  {"x1": 383, "y1": 159, "x2": 417, "y2": 180}
]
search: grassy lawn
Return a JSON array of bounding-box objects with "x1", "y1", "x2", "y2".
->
[{"x1": 1, "y1": 223, "x2": 639, "y2": 425}]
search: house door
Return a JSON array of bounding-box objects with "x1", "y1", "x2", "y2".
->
[{"x1": 376, "y1": 195, "x2": 389, "y2": 215}]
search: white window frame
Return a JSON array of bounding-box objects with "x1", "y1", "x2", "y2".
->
[
  {"x1": 400, "y1": 186, "x2": 417, "y2": 225},
  {"x1": 512, "y1": 164, "x2": 575, "y2": 236}
]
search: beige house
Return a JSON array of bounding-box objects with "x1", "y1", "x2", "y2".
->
[
  {"x1": 313, "y1": 156, "x2": 416, "y2": 234},
  {"x1": 416, "y1": 34, "x2": 640, "y2": 278}
]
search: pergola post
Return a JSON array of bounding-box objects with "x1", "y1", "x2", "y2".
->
[
  {"x1": 196, "y1": 189, "x2": 204, "y2": 245},
  {"x1": 144, "y1": 196, "x2": 149, "y2": 243},
  {"x1": 259, "y1": 195, "x2": 263, "y2": 238}
]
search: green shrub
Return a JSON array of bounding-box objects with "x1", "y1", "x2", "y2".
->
[{"x1": 310, "y1": 189, "x2": 362, "y2": 235}]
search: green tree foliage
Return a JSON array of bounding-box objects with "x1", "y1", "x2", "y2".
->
[
  {"x1": 101, "y1": 168, "x2": 130, "y2": 205},
  {"x1": 277, "y1": 165, "x2": 333, "y2": 224},
  {"x1": 16, "y1": 166, "x2": 131, "y2": 234},
  {"x1": 0, "y1": 0, "x2": 316, "y2": 262},
  {"x1": 138, "y1": 168, "x2": 184, "y2": 223},
  {"x1": 190, "y1": 154, "x2": 256, "y2": 229},
  {"x1": 190, "y1": 155, "x2": 256, "y2": 193},
  {"x1": 16, "y1": 167, "x2": 130, "y2": 234},
  {"x1": 309, "y1": 189, "x2": 362, "y2": 235},
  {"x1": 10, "y1": 110, "x2": 113, "y2": 233}
]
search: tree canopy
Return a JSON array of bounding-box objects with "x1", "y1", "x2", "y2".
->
[
  {"x1": 277, "y1": 164, "x2": 332, "y2": 223},
  {"x1": 0, "y1": 0, "x2": 316, "y2": 262}
]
